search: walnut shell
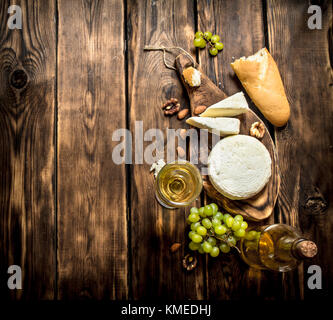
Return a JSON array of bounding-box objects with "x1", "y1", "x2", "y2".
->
[
  {"x1": 250, "y1": 121, "x2": 265, "y2": 139},
  {"x1": 182, "y1": 254, "x2": 197, "y2": 271}
]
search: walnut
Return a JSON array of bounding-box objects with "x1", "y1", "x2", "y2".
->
[
  {"x1": 182, "y1": 254, "x2": 197, "y2": 271},
  {"x1": 162, "y1": 98, "x2": 181, "y2": 115},
  {"x1": 250, "y1": 121, "x2": 265, "y2": 139}
]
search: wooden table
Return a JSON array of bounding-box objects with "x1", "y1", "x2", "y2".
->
[{"x1": 0, "y1": 0, "x2": 332, "y2": 300}]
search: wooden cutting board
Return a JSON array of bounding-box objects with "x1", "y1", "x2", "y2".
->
[{"x1": 175, "y1": 53, "x2": 280, "y2": 221}]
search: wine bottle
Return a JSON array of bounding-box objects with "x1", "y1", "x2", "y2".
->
[{"x1": 239, "y1": 224, "x2": 317, "y2": 272}]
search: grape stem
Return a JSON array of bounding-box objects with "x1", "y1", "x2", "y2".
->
[
  {"x1": 143, "y1": 46, "x2": 197, "y2": 70},
  {"x1": 209, "y1": 229, "x2": 241, "y2": 254},
  {"x1": 203, "y1": 36, "x2": 215, "y2": 48}
]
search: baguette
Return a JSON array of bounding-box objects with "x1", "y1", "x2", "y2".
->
[{"x1": 231, "y1": 48, "x2": 290, "y2": 127}]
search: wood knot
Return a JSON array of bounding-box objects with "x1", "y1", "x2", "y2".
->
[
  {"x1": 10, "y1": 69, "x2": 28, "y2": 89},
  {"x1": 304, "y1": 195, "x2": 328, "y2": 215}
]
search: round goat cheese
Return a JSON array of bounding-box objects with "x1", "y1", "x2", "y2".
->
[{"x1": 208, "y1": 135, "x2": 272, "y2": 200}]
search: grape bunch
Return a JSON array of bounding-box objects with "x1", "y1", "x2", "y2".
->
[
  {"x1": 187, "y1": 203, "x2": 248, "y2": 257},
  {"x1": 193, "y1": 31, "x2": 224, "y2": 56}
]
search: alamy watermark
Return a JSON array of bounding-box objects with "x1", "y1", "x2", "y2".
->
[
  {"x1": 5, "y1": 263, "x2": 322, "y2": 290},
  {"x1": 308, "y1": 5, "x2": 322, "y2": 29},
  {"x1": 7, "y1": 5, "x2": 22, "y2": 30},
  {"x1": 307, "y1": 265, "x2": 322, "y2": 290},
  {"x1": 7, "y1": 265, "x2": 22, "y2": 290},
  {"x1": 7, "y1": 4, "x2": 323, "y2": 31},
  {"x1": 111, "y1": 121, "x2": 221, "y2": 174}
]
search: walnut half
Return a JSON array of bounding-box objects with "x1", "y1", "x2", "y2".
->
[
  {"x1": 162, "y1": 98, "x2": 181, "y2": 115},
  {"x1": 182, "y1": 254, "x2": 197, "y2": 271},
  {"x1": 250, "y1": 121, "x2": 265, "y2": 139}
]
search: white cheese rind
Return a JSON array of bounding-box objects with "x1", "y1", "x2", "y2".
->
[
  {"x1": 208, "y1": 135, "x2": 271, "y2": 200},
  {"x1": 186, "y1": 117, "x2": 240, "y2": 136},
  {"x1": 200, "y1": 92, "x2": 249, "y2": 117},
  {"x1": 191, "y1": 68, "x2": 201, "y2": 87}
]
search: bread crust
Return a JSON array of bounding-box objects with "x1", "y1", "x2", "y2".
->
[{"x1": 231, "y1": 48, "x2": 290, "y2": 127}]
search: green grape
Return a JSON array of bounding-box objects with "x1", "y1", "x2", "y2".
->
[
  {"x1": 202, "y1": 241, "x2": 213, "y2": 253},
  {"x1": 195, "y1": 31, "x2": 204, "y2": 38},
  {"x1": 199, "y1": 207, "x2": 206, "y2": 217},
  {"x1": 203, "y1": 31, "x2": 212, "y2": 40},
  {"x1": 211, "y1": 34, "x2": 220, "y2": 43},
  {"x1": 209, "y1": 47, "x2": 218, "y2": 56},
  {"x1": 234, "y1": 215, "x2": 243, "y2": 223},
  {"x1": 240, "y1": 221, "x2": 248, "y2": 230},
  {"x1": 202, "y1": 218, "x2": 212, "y2": 229},
  {"x1": 215, "y1": 225, "x2": 227, "y2": 235},
  {"x1": 204, "y1": 204, "x2": 214, "y2": 216},
  {"x1": 212, "y1": 218, "x2": 221, "y2": 227},
  {"x1": 210, "y1": 203, "x2": 218, "y2": 214},
  {"x1": 231, "y1": 221, "x2": 241, "y2": 231},
  {"x1": 198, "y1": 245, "x2": 205, "y2": 254},
  {"x1": 227, "y1": 235, "x2": 237, "y2": 247},
  {"x1": 234, "y1": 228, "x2": 246, "y2": 238},
  {"x1": 214, "y1": 211, "x2": 223, "y2": 220},
  {"x1": 191, "y1": 222, "x2": 201, "y2": 231},
  {"x1": 220, "y1": 243, "x2": 231, "y2": 253},
  {"x1": 188, "y1": 212, "x2": 200, "y2": 223},
  {"x1": 188, "y1": 231, "x2": 196, "y2": 240},
  {"x1": 215, "y1": 42, "x2": 224, "y2": 50},
  {"x1": 199, "y1": 40, "x2": 206, "y2": 49},
  {"x1": 192, "y1": 234, "x2": 203, "y2": 243},
  {"x1": 226, "y1": 216, "x2": 234, "y2": 228},
  {"x1": 190, "y1": 207, "x2": 199, "y2": 215},
  {"x1": 210, "y1": 246, "x2": 220, "y2": 257},
  {"x1": 189, "y1": 241, "x2": 200, "y2": 251},
  {"x1": 207, "y1": 237, "x2": 216, "y2": 246},
  {"x1": 223, "y1": 213, "x2": 231, "y2": 224},
  {"x1": 193, "y1": 38, "x2": 204, "y2": 48},
  {"x1": 245, "y1": 230, "x2": 257, "y2": 240},
  {"x1": 196, "y1": 226, "x2": 207, "y2": 236}
]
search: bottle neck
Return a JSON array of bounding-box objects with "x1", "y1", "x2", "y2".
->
[{"x1": 291, "y1": 239, "x2": 318, "y2": 260}]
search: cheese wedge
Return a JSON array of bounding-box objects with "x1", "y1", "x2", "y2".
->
[
  {"x1": 186, "y1": 117, "x2": 240, "y2": 136},
  {"x1": 208, "y1": 135, "x2": 272, "y2": 200},
  {"x1": 200, "y1": 92, "x2": 249, "y2": 117}
]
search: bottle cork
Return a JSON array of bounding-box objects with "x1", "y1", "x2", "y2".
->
[{"x1": 295, "y1": 240, "x2": 318, "y2": 258}]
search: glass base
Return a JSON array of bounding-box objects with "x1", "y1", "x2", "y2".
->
[{"x1": 155, "y1": 193, "x2": 177, "y2": 209}]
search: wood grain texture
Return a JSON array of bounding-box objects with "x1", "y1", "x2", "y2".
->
[
  {"x1": 197, "y1": 0, "x2": 284, "y2": 300},
  {"x1": 127, "y1": 0, "x2": 205, "y2": 300},
  {"x1": 0, "y1": 0, "x2": 56, "y2": 299},
  {"x1": 267, "y1": 0, "x2": 333, "y2": 300},
  {"x1": 57, "y1": 0, "x2": 128, "y2": 299}
]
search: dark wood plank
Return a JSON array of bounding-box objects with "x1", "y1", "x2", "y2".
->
[
  {"x1": 0, "y1": 0, "x2": 56, "y2": 299},
  {"x1": 57, "y1": 0, "x2": 128, "y2": 299},
  {"x1": 197, "y1": 0, "x2": 284, "y2": 300},
  {"x1": 267, "y1": 0, "x2": 333, "y2": 300},
  {"x1": 127, "y1": 0, "x2": 205, "y2": 299}
]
